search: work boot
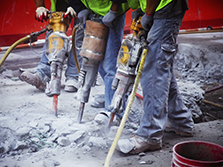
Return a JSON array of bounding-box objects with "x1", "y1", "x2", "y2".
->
[
  {"x1": 91, "y1": 94, "x2": 105, "y2": 108},
  {"x1": 20, "y1": 71, "x2": 46, "y2": 91},
  {"x1": 117, "y1": 135, "x2": 162, "y2": 154},
  {"x1": 94, "y1": 111, "x2": 110, "y2": 125},
  {"x1": 64, "y1": 77, "x2": 79, "y2": 92},
  {"x1": 165, "y1": 123, "x2": 193, "y2": 137}
]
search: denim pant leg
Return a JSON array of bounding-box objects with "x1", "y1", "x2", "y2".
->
[
  {"x1": 65, "y1": 26, "x2": 84, "y2": 79},
  {"x1": 136, "y1": 13, "x2": 192, "y2": 144},
  {"x1": 168, "y1": 71, "x2": 194, "y2": 133},
  {"x1": 36, "y1": 31, "x2": 51, "y2": 82},
  {"x1": 98, "y1": 13, "x2": 126, "y2": 111}
]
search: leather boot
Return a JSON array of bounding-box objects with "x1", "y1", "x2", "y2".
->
[{"x1": 20, "y1": 71, "x2": 46, "y2": 91}]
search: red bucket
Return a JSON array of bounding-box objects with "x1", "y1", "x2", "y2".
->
[{"x1": 172, "y1": 141, "x2": 223, "y2": 167}]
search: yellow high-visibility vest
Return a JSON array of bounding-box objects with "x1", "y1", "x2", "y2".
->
[{"x1": 139, "y1": 0, "x2": 173, "y2": 13}]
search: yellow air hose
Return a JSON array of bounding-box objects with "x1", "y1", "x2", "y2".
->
[
  {"x1": 0, "y1": 27, "x2": 48, "y2": 68},
  {"x1": 0, "y1": 35, "x2": 30, "y2": 68},
  {"x1": 71, "y1": 25, "x2": 80, "y2": 73},
  {"x1": 104, "y1": 46, "x2": 148, "y2": 167}
]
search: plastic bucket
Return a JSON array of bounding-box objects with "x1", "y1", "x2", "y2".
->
[{"x1": 172, "y1": 141, "x2": 223, "y2": 167}]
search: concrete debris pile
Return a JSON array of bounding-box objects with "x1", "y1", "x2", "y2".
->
[
  {"x1": 175, "y1": 34, "x2": 223, "y2": 85},
  {"x1": 0, "y1": 113, "x2": 117, "y2": 158},
  {"x1": 0, "y1": 32, "x2": 223, "y2": 161}
]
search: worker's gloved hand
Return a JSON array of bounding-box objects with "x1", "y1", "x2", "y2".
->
[
  {"x1": 131, "y1": 8, "x2": 144, "y2": 20},
  {"x1": 102, "y1": 10, "x2": 118, "y2": 27},
  {"x1": 78, "y1": 9, "x2": 90, "y2": 24},
  {"x1": 64, "y1": 7, "x2": 76, "y2": 18},
  {"x1": 140, "y1": 13, "x2": 153, "y2": 31},
  {"x1": 35, "y1": 7, "x2": 49, "y2": 22}
]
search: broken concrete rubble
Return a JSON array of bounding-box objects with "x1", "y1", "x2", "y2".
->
[{"x1": 0, "y1": 32, "x2": 223, "y2": 166}]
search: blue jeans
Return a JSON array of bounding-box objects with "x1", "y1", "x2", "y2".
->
[
  {"x1": 36, "y1": 23, "x2": 84, "y2": 82},
  {"x1": 98, "y1": 13, "x2": 126, "y2": 111},
  {"x1": 135, "y1": 13, "x2": 194, "y2": 144}
]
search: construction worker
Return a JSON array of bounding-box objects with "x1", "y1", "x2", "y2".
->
[
  {"x1": 68, "y1": 0, "x2": 132, "y2": 123},
  {"x1": 117, "y1": 0, "x2": 194, "y2": 154},
  {"x1": 20, "y1": 0, "x2": 83, "y2": 92}
]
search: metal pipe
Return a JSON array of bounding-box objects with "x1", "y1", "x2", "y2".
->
[
  {"x1": 179, "y1": 28, "x2": 223, "y2": 34},
  {"x1": 205, "y1": 85, "x2": 223, "y2": 94}
]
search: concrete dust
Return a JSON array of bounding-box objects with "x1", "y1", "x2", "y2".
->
[{"x1": 0, "y1": 32, "x2": 223, "y2": 167}]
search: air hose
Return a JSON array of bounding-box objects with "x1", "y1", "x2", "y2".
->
[
  {"x1": 0, "y1": 28, "x2": 48, "y2": 68},
  {"x1": 0, "y1": 36, "x2": 29, "y2": 67},
  {"x1": 104, "y1": 46, "x2": 148, "y2": 167},
  {"x1": 71, "y1": 24, "x2": 80, "y2": 73}
]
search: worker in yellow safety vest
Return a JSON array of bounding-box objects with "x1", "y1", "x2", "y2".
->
[
  {"x1": 20, "y1": 0, "x2": 83, "y2": 93},
  {"x1": 117, "y1": 0, "x2": 194, "y2": 154}
]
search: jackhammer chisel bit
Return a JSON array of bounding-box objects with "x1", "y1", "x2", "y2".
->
[{"x1": 77, "y1": 58, "x2": 100, "y2": 123}]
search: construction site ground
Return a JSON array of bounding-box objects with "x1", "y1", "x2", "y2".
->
[{"x1": 0, "y1": 32, "x2": 223, "y2": 167}]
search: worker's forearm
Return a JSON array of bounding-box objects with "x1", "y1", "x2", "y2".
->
[
  {"x1": 146, "y1": 0, "x2": 161, "y2": 15},
  {"x1": 34, "y1": 0, "x2": 45, "y2": 8},
  {"x1": 110, "y1": 3, "x2": 120, "y2": 12}
]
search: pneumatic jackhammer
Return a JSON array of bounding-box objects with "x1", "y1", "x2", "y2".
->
[
  {"x1": 1, "y1": 11, "x2": 72, "y2": 117},
  {"x1": 76, "y1": 15, "x2": 109, "y2": 123},
  {"x1": 44, "y1": 12, "x2": 71, "y2": 117},
  {"x1": 106, "y1": 17, "x2": 148, "y2": 130}
]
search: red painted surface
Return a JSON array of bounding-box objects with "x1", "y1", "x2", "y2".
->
[
  {"x1": 0, "y1": 0, "x2": 73, "y2": 47},
  {"x1": 0, "y1": 0, "x2": 223, "y2": 47}
]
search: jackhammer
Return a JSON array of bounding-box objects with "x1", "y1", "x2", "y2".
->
[
  {"x1": 104, "y1": 17, "x2": 148, "y2": 167},
  {"x1": 106, "y1": 17, "x2": 148, "y2": 130},
  {"x1": 44, "y1": 12, "x2": 71, "y2": 117},
  {"x1": 76, "y1": 16, "x2": 108, "y2": 123}
]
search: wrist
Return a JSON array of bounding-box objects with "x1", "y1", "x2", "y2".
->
[
  {"x1": 109, "y1": 9, "x2": 118, "y2": 14},
  {"x1": 146, "y1": 13, "x2": 153, "y2": 16}
]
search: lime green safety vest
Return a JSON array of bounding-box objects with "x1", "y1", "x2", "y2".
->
[
  {"x1": 81, "y1": 0, "x2": 130, "y2": 16},
  {"x1": 139, "y1": 0, "x2": 172, "y2": 13},
  {"x1": 127, "y1": 0, "x2": 140, "y2": 10},
  {"x1": 50, "y1": 0, "x2": 69, "y2": 12}
]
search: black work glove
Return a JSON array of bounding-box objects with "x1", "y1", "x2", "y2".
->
[
  {"x1": 131, "y1": 8, "x2": 144, "y2": 20},
  {"x1": 140, "y1": 13, "x2": 153, "y2": 31}
]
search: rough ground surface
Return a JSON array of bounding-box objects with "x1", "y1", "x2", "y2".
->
[{"x1": 0, "y1": 32, "x2": 223, "y2": 167}]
